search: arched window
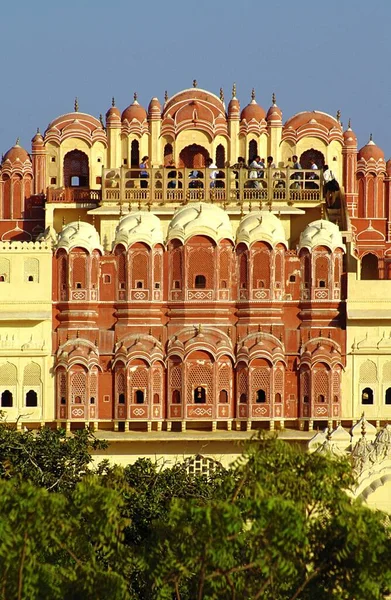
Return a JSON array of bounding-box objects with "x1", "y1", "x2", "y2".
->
[
  {"x1": 275, "y1": 393, "x2": 282, "y2": 403},
  {"x1": 1, "y1": 390, "x2": 13, "y2": 407},
  {"x1": 240, "y1": 393, "x2": 247, "y2": 403},
  {"x1": 153, "y1": 393, "x2": 159, "y2": 404},
  {"x1": 118, "y1": 393, "x2": 125, "y2": 404},
  {"x1": 131, "y1": 140, "x2": 140, "y2": 168},
  {"x1": 195, "y1": 274, "x2": 206, "y2": 289},
  {"x1": 361, "y1": 253, "x2": 379, "y2": 280},
  {"x1": 172, "y1": 390, "x2": 181, "y2": 404},
  {"x1": 385, "y1": 388, "x2": 391, "y2": 405},
  {"x1": 361, "y1": 387, "x2": 374, "y2": 405},
  {"x1": 164, "y1": 143, "x2": 173, "y2": 166},
  {"x1": 248, "y1": 140, "x2": 258, "y2": 162},
  {"x1": 318, "y1": 394, "x2": 325, "y2": 403},
  {"x1": 256, "y1": 389, "x2": 266, "y2": 403},
  {"x1": 216, "y1": 144, "x2": 225, "y2": 168},
  {"x1": 64, "y1": 150, "x2": 89, "y2": 187},
  {"x1": 60, "y1": 397, "x2": 66, "y2": 405},
  {"x1": 135, "y1": 389, "x2": 144, "y2": 404},
  {"x1": 26, "y1": 390, "x2": 38, "y2": 407},
  {"x1": 303, "y1": 395, "x2": 309, "y2": 403},
  {"x1": 219, "y1": 389, "x2": 228, "y2": 403},
  {"x1": 194, "y1": 386, "x2": 206, "y2": 404},
  {"x1": 74, "y1": 395, "x2": 81, "y2": 404},
  {"x1": 90, "y1": 397, "x2": 95, "y2": 404}
]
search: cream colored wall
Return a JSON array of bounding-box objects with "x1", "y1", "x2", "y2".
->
[
  {"x1": 343, "y1": 274, "x2": 391, "y2": 420},
  {"x1": 175, "y1": 130, "x2": 212, "y2": 162},
  {"x1": 46, "y1": 139, "x2": 107, "y2": 189},
  {"x1": 0, "y1": 242, "x2": 54, "y2": 422}
]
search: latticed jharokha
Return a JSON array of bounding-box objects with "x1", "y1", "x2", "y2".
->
[{"x1": 0, "y1": 85, "x2": 391, "y2": 435}]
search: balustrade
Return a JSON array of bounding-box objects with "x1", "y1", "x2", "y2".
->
[{"x1": 102, "y1": 166, "x2": 323, "y2": 207}]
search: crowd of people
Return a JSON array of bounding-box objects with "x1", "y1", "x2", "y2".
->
[{"x1": 135, "y1": 154, "x2": 340, "y2": 204}]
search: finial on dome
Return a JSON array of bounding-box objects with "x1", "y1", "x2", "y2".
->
[
  {"x1": 336, "y1": 109, "x2": 341, "y2": 122},
  {"x1": 77, "y1": 215, "x2": 81, "y2": 230},
  {"x1": 348, "y1": 118, "x2": 351, "y2": 129},
  {"x1": 92, "y1": 214, "x2": 95, "y2": 228},
  {"x1": 111, "y1": 97, "x2": 115, "y2": 107},
  {"x1": 321, "y1": 204, "x2": 325, "y2": 219},
  {"x1": 272, "y1": 92, "x2": 276, "y2": 105},
  {"x1": 133, "y1": 92, "x2": 138, "y2": 103},
  {"x1": 164, "y1": 90, "x2": 168, "y2": 102},
  {"x1": 99, "y1": 114, "x2": 104, "y2": 127},
  {"x1": 251, "y1": 88, "x2": 255, "y2": 102},
  {"x1": 36, "y1": 127, "x2": 40, "y2": 134},
  {"x1": 74, "y1": 97, "x2": 79, "y2": 112},
  {"x1": 369, "y1": 132, "x2": 373, "y2": 142},
  {"x1": 193, "y1": 79, "x2": 198, "y2": 88},
  {"x1": 62, "y1": 215, "x2": 65, "y2": 227},
  {"x1": 15, "y1": 137, "x2": 20, "y2": 146},
  {"x1": 361, "y1": 417, "x2": 366, "y2": 437},
  {"x1": 220, "y1": 87, "x2": 224, "y2": 102},
  {"x1": 232, "y1": 82, "x2": 237, "y2": 99}
]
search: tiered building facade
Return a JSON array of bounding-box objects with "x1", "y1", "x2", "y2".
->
[{"x1": 1, "y1": 84, "x2": 391, "y2": 435}]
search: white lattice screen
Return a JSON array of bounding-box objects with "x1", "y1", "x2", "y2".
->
[
  {"x1": 70, "y1": 372, "x2": 86, "y2": 403},
  {"x1": 251, "y1": 367, "x2": 271, "y2": 402},
  {"x1": 359, "y1": 360, "x2": 377, "y2": 383},
  {"x1": 23, "y1": 363, "x2": 41, "y2": 385},
  {"x1": 383, "y1": 362, "x2": 391, "y2": 382},
  {"x1": 274, "y1": 368, "x2": 284, "y2": 394},
  {"x1": 218, "y1": 365, "x2": 231, "y2": 392},
  {"x1": 0, "y1": 363, "x2": 17, "y2": 385},
  {"x1": 332, "y1": 369, "x2": 340, "y2": 400},
  {"x1": 90, "y1": 371, "x2": 98, "y2": 398},
  {"x1": 24, "y1": 258, "x2": 39, "y2": 283},
  {"x1": 0, "y1": 258, "x2": 10, "y2": 281},
  {"x1": 58, "y1": 371, "x2": 67, "y2": 398},
  {"x1": 129, "y1": 367, "x2": 148, "y2": 401},
  {"x1": 313, "y1": 368, "x2": 329, "y2": 401},
  {"x1": 170, "y1": 365, "x2": 182, "y2": 388},
  {"x1": 187, "y1": 364, "x2": 213, "y2": 403}
]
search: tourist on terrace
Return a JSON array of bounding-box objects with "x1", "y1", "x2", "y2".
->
[{"x1": 139, "y1": 156, "x2": 149, "y2": 188}]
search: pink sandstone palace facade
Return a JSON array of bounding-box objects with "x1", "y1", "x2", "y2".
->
[{"x1": 0, "y1": 84, "x2": 390, "y2": 434}]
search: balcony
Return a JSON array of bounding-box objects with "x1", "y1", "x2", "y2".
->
[
  {"x1": 102, "y1": 166, "x2": 323, "y2": 207},
  {"x1": 46, "y1": 187, "x2": 102, "y2": 205}
]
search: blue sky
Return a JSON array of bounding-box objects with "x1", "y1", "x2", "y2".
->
[{"x1": 1, "y1": 0, "x2": 391, "y2": 157}]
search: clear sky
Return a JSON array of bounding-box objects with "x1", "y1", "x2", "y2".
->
[{"x1": 1, "y1": 0, "x2": 391, "y2": 157}]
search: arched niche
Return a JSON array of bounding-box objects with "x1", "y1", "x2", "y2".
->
[
  {"x1": 361, "y1": 253, "x2": 379, "y2": 280},
  {"x1": 63, "y1": 150, "x2": 89, "y2": 187},
  {"x1": 179, "y1": 144, "x2": 210, "y2": 168}
]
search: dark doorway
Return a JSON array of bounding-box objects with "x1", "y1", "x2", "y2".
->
[
  {"x1": 361, "y1": 253, "x2": 379, "y2": 280},
  {"x1": 385, "y1": 388, "x2": 391, "y2": 405},
  {"x1": 256, "y1": 389, "x2": 266, "y2": 403},
  {"x1": 64, "y1": 150, "x2": 89, "y2": 187},
  {"x1": 361, "y1": 387, "x2": 374, "y2": 405},
  {"x1": 300, "y1": 148, "x2": 325, "y2": 170},
  {"x1": 1, "y1": 390, "x2": 13, "y2": 407},
  {"x1": 194, "y1": 386, "x2": 206, "y2": 403},
  {"x1": 179, "y1": 144, "x2": 209, "y2": 168},
  {"x1": 135, "y1": 389, "x2": 144, "y2": 404},
  {"x1": 219, "y1": 389, "x2": 228, "y2": 403},
  {"x1": 172, "y1": 390, "x2": 181, "y2": 404},
  {"x1": 26, "y1": 390, "x2": 38, "y2": 407}
]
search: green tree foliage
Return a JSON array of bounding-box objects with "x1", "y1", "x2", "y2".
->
[{"x1": 0, "y1": 422, "x2": 390, "y2": 600}]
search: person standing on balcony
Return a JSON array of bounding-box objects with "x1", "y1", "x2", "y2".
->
[
  {"x1": 207, "y1": 157, "x2": 218, "y2": 188},
  {"x1": 291, "y1": 155, "x2": 302, "y2": 189},
  {"x1": 139, "y1": 156, "x2": 149, "y2": 188},
  {"x1": 249, "y1": 156, "x2": 263, "y2": 188}
]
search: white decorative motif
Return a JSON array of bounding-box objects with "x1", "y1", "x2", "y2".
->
[
  {"x1": 254, "y1": 290, "x2": 267, "y2": 299},
  {"x1": 315, "y1": 405, "x2": 328, "y2": 415},
  {"x1": 253, "y1": 406, "x2": 268, "y2": 416},
  {"x1": 71, "y1": 408, "x2": 84, "y2": 417},
  {"x1": 133, "y1": 407, "x2": 146, "y2": 416},
  {"x1": 191, "y1": 407, "x2": 212, "y2": 417},
  {"x1": 187, "y1": 290, "x2": 213, "y2": 301},
  {"x1": 71, "y1": 291, "x2": 87, "y2": 300},
  {"x1": 154, "y1": 407, "x2": 160, "y2": 417},
  {"x1": 133, "y1": 291, "x2": 146, "y2": 300},
  {"x1": 314, "y1": 290, "x2": 328, "y2": 299}
]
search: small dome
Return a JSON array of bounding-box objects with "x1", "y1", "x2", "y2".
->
[
  {"x1": 121, "y1": 95, "x2": 147, "y2": 123},
  {"x1": 236, "y1": 211, "x2": 287, "y2": 248},
  {"x1": 299, "y1": 219, "x2": 345, "y2": 252},
  {"x1": 31, "y1": 131, "x2": 44, "y2": 147},
  {"x1": 343, "y1": 124, "x2": 357, "y2": 148},
  {"x1": 105, "y1": 99, "x2": 121, "y2": 122},
  {"x1": 114, "y1": 212, "x2": 164, "y2": 248},
  {"x1": 351, "y1": 415, "x2": 377, "y2": 442},
  {"x1": 56, "y1": 221, "x2": 102, "y2": 254},
  {"x1": 266, "y1": 95, "x2": 282, "y2": 123},
  {"x1": 167, "y1": 202, "x2": 234, "y2": 244},
  {"x1": 284, "y1": 110, "x2": 341, "y2": 132},
  {"x1": 240, "y1": 95, "x2": 266, "y2": 122},
  {"x1": 228, "y1": 97, "x2": 240, "y2": 118},
  {"x1": 148, "y1": 97, "x2": 161, "y2": 117},
  {"x1": 358, "y1": 137, "x2": 385, "y2": 162},
  {"x1": 2, "y1": 141, "x2": 30, "y2": 164}
]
